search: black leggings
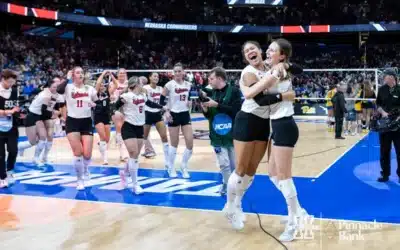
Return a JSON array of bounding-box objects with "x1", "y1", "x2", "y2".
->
[{"x1": 0, "y1": 127, "x2": 18, "y2": 180}]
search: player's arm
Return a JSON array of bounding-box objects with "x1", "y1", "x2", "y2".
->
[
  {"x1": 0, "y1": 99, "x2": 19, "y2": 117},
  {"x1": 56, "y1": 80, "x2": 68, "y2": 95},
  {"x1": 241, "y1": 63, "x2": 302, "y2": 99},
  {"x1": 240, "y1": 72, "x2": 280, "y2": 99},
  {"x1": 253, "y1": 91, "x2": 296, "y2": 106},
  {"x1": 96, "y1": 71, "x2": 109, "y2": 93},
  {"x1": 108, "y1": 72, "x2": 118, "y2": 95},
  {"x1": 159, "y1": 83, "x2": 170, "y2": 106},
  {"x1": 40, "y1": 96, "x2": 53, "y2": 118}
]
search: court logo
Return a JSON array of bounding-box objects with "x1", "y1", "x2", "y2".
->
[
  {"x1": 293, "y1": 215, "x2": 320, "y2": 240},
  {"x1": 212, "y1": 114, "x2": 232, "y2": 135},
  {"x1": 336, "y1": 220, "x2": 383, "y2": 241}
]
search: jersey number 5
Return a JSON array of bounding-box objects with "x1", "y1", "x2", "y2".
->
[
  {"x1": 180, "y1": 95, "x2": 186, "y2": 101},
  {"x1": 76, "y1": 100, "x2": 83, "y2": 108}
]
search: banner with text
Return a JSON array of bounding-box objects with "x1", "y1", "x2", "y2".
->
[{"x1": 294, "y1": 103, "x2": 328, "y2": 116}]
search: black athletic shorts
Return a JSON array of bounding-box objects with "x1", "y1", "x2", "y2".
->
[
  {"x1": 232, "y1": 111, "x2": 270, "y2": 142},
  {"x1": 362, "y1": 102, "x2": 374, "y2": 109},
  {"x1": 65, "y1": 116, "x2": 94, "y2": 136},
  {"x1": 24, "y1": 112, "x2": 42, "y2": 127},
  {"x1": 168, "y1": 111, "x2": 191, "y2": 127},
  {"x1": 271, "y1": 116, "x2": 299, "y2": 148},
  {"x1": 94, "y1": 113, "x2": 111, "y2": 126},
  {"x1": 145, "y1": 111, "x2": 163, "y2": 125},
  {"x1": 121, "y1": 122, "x2": 144, "y2": 140},
  {"x1": 109, "y1": 102, "x2": 118, "y2": 114}
]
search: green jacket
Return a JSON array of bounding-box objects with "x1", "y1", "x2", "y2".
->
[{"x1": 202, "y1": 84, "x2": 242, "y2": 147}]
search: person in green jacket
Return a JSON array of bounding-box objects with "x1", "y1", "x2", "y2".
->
[{"x1": 200, "y1": 67, "x2": 242, "y2": 195}]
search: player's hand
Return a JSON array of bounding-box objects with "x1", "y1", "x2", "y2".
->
[
  {"x1": 272, "y1": 63, "x2": 288, "y2": 79},
  {"x1": 163, "y1": 111, "x2": 173, "y2": 123},
  {"x1": 201, "y1": 103, "x2": 208, "y2": 112},
  {"x1": 67, "y1": 70, "x2": 73, "y2": 80},
  {"x1": 11, "y1": 106, "x2": 20, "y2": 114},
  {"x1": 282, "y1": 90, "x2": 296, "y2": 102},
  {"x1": 203, "y1": 99, "x2": 218, "y2": 108},
  {"x1": 88, "y1": 102, "x2": 96, "y2": 108}
]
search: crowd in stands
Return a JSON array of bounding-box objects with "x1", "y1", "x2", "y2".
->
[
  {"x1": 12, "y1": 0, "x2": 400, "y2": 26},
  {"x1": 1, "y1": 29, "x2": 398, "y2": 101}
]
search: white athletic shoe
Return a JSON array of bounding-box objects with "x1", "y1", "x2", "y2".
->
[
  {"x1": 76, "y1": 180, "x2": 85, "y2": 191},
  {"x1": 33, "y1": 157, "x2": 40, "y2": 165},
  {"x1": 133, "y1": 184, "x2": 144, "y2": 195},
  {"x1": 279, "y1": 208, "x2": 310, "y2": 242},
  {"x1": 42, "y1": 156, "x2": 49, "y2": 165},
  {"x1": 279, "y1": 221, "x2": 297, "y2": 242},
  {"x1": 180, "y1": 167, "x2": 190, "y2": 179},
  {"x1": 18, "y1": 149, "x2": 25, "y2": 157},
  {"x1": 7, "y1": 172, "x2": 15, "y2": 186},
  {"x1": 223, "y1": 204, "x2": 244, "y2": 230},
  {"x1": 0, "y1": 179, "x2": 8, "y2": 188},
  {"x1": 167, "y1": 167, "x2": 177, "y2": 178},
  {"x1": 119, "y1": 170, "x2": 133, "y2": 188}
]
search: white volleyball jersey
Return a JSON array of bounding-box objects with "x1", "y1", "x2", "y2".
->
[
  {"x1": 240, "y1": 65, "x2": 270, "y2": 118},
  {"x1": 64, "y1": 84, "x2": 97, "y2": 119},
  {"x1": 29, "y1": 90, "x2": 52, "y2": 115},
  {"x1": 268, "y1": 77, "x2": 294, "y2": 120},
  {"x1": 111, "y1": 81, "x2": 128, "y2": 103},
  {"x1": 120, "y1": 92, "x2": 147, "y2": 126},
  {"x1": 143, "y1": 84, "x2": 162, "y2": 113},
  {"x1": 165, "y1": 80, "x2": 192, "y2": 113}
]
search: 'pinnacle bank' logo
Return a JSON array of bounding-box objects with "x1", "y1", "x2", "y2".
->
[{"x1": 293, "y1": 214, "x2": 384, "y2": 243}]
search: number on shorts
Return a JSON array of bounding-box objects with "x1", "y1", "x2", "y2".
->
[
  {"x1": 180, "y1": 95, "x2": 186, "y2": 101},
  {"x1": 76, "y1": 100, "x2": 83, "y2": 108},
  {"x1": 139, "y1": 106, "x2": 143, "y2": 113}
]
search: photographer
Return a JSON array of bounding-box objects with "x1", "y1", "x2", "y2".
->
[
  {"x1": 376, "y1": 69, "x2": 400, "y2": 183},
  {"x1": 0, "y1": 69, "x2": 20, "y2": 188},
  {"x1": 200, "y1": 67, "x2": 242, "y2": 195}
]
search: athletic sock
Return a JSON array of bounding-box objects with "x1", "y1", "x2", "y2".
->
[
  {"x1": 163, "y1": 143, "x2": 169, "y2": 167},
  {"x1": 227, "y1": 172, "x2": 241, "y2": 207},
  {"x1": 270, "y1": 176, "x2": 280, "y2": 190},
  {"x1": 168, "y1": 146, "x2": 177, "y2": 169},
  {"x1": 279, "y1": 178, "x2": 302, "y2": 221},
  {"x1": 42, "y1": 141, "x2": 53, "y2": 161},
  {"x1": 18, "y1": 141, "x2": 34, "y2": 151},
  {"x1": 181, "y1": 148, "x2": 192, "y2": 170},
  {"x1": 34, "y1": 140, "x2": 46, "y2": 160},
  {"x1": 73, "y1": 156, "x2": 84, "y2": 180},
  {"x1": 127, "y1": 158, "x2": 139, "y2": 185}
]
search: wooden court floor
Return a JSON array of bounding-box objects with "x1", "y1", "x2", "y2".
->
[{"x1": 1, "y1": 114, "x2": 399, "y2": 250}]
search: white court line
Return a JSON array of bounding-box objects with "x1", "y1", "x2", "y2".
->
[
  {"x1": 1, "y1": 193, "x2": 399, "y2": 227},
  {"x1": 314, "y1": 133, "x2": 370, "y2": 179}
]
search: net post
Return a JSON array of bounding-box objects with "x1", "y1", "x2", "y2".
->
[{"x1": 375, "y1": 68, "x2": 379, "y2": 98}]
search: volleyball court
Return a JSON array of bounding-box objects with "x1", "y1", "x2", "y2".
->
[{"x1": 9, "y1": 66, "x2": 400, "y2": 249}]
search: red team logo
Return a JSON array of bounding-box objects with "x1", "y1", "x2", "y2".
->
[
  {"x1": 71, "y1": 91, "x2": 89, "y2": 108},
  {"x1": 133, "y1": 98, "x2": 145, "y2": 113},
  {"x1": 175, "y1": 88, "x2": 188, "y2": 102}
]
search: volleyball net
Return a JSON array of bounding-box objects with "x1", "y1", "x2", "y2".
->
[{"x1": 90, "y1": 67, "x2": 397, "y2": 117}]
